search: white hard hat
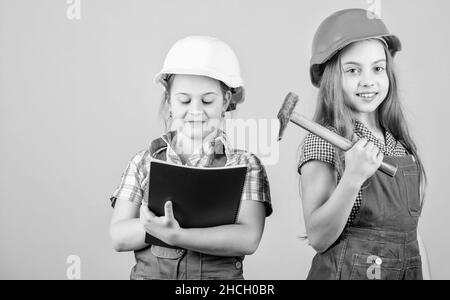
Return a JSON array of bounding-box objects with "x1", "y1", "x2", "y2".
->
[{"x1": 155, "y1": 36, "x2": 245, "y2": 111}]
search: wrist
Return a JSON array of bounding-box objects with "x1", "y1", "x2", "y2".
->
[
  {"x1": 168, "y1": 227, "x2": 184, "y2": 246},
  {"x1": 341, "y1": 171, "x2": 365, "y2": 190}
]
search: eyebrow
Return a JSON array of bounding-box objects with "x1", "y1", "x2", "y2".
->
[
  {"x1": 175, "y1": 92, "x2": 218, "y2": 96},
  {"x1": 201, "y1": 92, "x2": 218, "y2": 96},
  {"x1": 342, "y1": 59, "x2": 386, "y2": 66}
]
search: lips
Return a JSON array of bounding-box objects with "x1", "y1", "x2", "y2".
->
[
  {"x1": 356, "y1": 92, "x2": 378, "y2": 99},
  {"x1": 186, "y1": 120, "x2": 206, "y2": 125},
  {"x1": 185, "y1": 116, "x2": 207, "y2": 123}
]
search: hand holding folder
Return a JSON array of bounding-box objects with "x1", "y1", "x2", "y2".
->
[{"x1": 145, "y1": 160, "x2": 247, "y2": 248}]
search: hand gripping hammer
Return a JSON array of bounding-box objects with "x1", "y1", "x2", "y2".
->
[{"x1": 277, "y1": 92, "x2": 397, "y2": 177}]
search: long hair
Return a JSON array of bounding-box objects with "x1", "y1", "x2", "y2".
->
[{"x1": 313, "y1": 41, "x2": 427, "y2": 202}]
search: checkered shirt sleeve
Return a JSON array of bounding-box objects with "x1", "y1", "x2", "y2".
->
[
  {"x1": 298, "y1": 132, "x2": 337, "y2": 174},
  {"x1": 238, "y1": 152, "x2": 272, "y2": 217},
  {"x1": 109, "y1": 151, "x2": 148, "y2": 208}
]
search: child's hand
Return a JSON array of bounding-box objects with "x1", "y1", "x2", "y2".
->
[
  {"x1": 140, "y1": 201, "x2": 181, "y2": 246},
  {"x1": 344, "y1": 134, "x2": 383, "y2": 185}
]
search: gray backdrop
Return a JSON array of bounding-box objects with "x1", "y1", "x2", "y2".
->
[{"x1": 1, "y1": 0, "x2": 449, "y2": 279}]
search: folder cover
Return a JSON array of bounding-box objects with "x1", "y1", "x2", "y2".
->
[{"x1": 145, "y1": 160, "x2": 247, "y2": 248}]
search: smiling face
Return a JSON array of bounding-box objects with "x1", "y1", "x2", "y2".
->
[
  {"x1": 340, "y1": 39, "x2": 389, "y2": 118},
  {"x1": 169, "y1": 74, "x2": 229, "y2": 141}
]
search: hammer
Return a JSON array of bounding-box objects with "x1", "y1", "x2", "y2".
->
[{"x1": 277, "y1": 92, "x2": 397, "y2": 177}]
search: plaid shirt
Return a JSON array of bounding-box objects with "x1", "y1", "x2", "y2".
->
[
  {"x1": 298, "y1": 119, "x2": 408, "y2": 226},
  {"x1": 110, "y1": 130, "x2": 272, "y2": 216}
]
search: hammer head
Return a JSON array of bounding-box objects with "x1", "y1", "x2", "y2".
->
[{"x1": 277, "y1": 92, "x2": 299, "y2": 141}]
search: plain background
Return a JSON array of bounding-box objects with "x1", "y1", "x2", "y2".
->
[{"x1": 1, "y1": 0, "x2": 449, "y2": 279}]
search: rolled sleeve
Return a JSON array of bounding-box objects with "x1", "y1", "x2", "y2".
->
[
  {"x1": 241, "y1": 153, "x2": 272, "y2": 217},
  {"x1": 110, "y1": 153, "x2": 146, "y2": 208},
  {"x1": 298, "y1": 132, "x2": 336, "y2": 175}
]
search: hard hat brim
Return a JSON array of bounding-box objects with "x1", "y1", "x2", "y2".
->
[{"x1": 154, "y1": 68, "x2": 243, "y2": 89}]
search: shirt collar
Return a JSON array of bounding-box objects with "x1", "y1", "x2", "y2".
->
[
  {"x1": 352, "y1": 119, "x2": 396, "y2": 155},
  {"x1": 159, "y1": 129, "x2": 233, "y2": 165}
]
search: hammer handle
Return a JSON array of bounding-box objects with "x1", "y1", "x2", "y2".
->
[{"x1": 291, "y1": 112, "x2": 397, "y2": 177}]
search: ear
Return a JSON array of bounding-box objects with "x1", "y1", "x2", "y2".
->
[
  {"x1": 164, "y1": 91, "x2": 171, "y2": 104},
  {"x1": 223, "y1": 90, "x2": 232, "y2": 111}
]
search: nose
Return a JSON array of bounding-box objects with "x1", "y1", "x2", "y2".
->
[
  {"x1": 359, "y1": 80, "x2": 375, "y2": 88},
  {"x1": 359, "y1": 72, "x2": 375, "y2": 87},
  {"x1": 186, "y1": 98, "x2": 206, "y2": 120},
  {"x1": 189, "y1": 98, "x2": 203, "y2": 112}
]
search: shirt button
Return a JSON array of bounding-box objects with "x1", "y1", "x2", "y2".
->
[
  {"x1": 235, "y1": 261, "x2": 242, "y2": 269},
  {"x1": 375, "y1": 258, "x2": 383, "y2": 265}
]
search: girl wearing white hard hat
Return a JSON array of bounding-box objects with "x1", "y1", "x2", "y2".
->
[
  {"x1": 297, "y1": 9, "x2": 430, "y2": 280},
  {"x1": 109, "y1": 36, "x2": 271, "y2": 280}
]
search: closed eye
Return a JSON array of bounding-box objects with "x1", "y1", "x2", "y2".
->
[
  {"x1": 202, "y1": 95, "x2": 216, "y2": 104},
  {"x1": 176, "y1": 94, "x2": 191, "y2": 104}
]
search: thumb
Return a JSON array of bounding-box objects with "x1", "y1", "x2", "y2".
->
[
  {"x1": 351, "y1": 133, "x2": 359, "y2": 143},
  {"x1": 164, "y1": 201, "x2": 175, "y2": 220}
]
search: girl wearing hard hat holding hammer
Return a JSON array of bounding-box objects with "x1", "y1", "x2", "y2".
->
[
  {"x1": 298, "y1": 9, "x2": 430, "y2": 280},
  {"x1": 109, "y1": 36, "x2": 271, "y2": 280}
]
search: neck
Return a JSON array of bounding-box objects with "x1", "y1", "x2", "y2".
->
[{"x1": 353, "y1": 111, "x2": 385, "y2": 141}]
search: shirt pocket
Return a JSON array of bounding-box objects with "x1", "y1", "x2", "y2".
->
[
  {"x1": 349, "y1": 254, "x2": 403, "y2": 280},
  {"x1": 150, "y1": 245, "x2": 186, "y2": 259}
]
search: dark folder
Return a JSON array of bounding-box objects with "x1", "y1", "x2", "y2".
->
[{"x1": 145, "y1": 160, "x2": 247, "y2": 248}]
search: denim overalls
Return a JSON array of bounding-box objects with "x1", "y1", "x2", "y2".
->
[
  {"x1": 130, "y1": 138, "x2": 244, "y2": 280},
  {"x1": 307, "y1": 155, "x2": 423, "y2": 280}
]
